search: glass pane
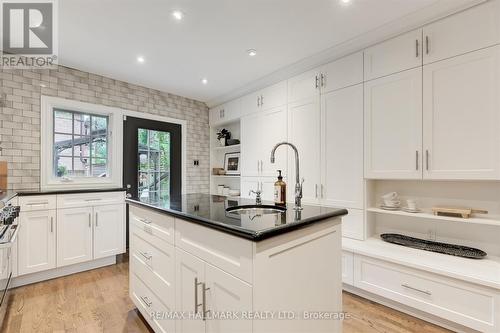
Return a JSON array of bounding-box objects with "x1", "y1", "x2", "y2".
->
[
  {"x1": 148, "y1": 172, "x2": 159, "y2": 191},
  {"x1": 160, "y1": 174, "x2": 169, "y2": 193},
  {"x1": 159, "y1": 191, "x2": 169, "y2": 201},
  {"x1": 92, "y1": 116, "x2": 108, "y2": 135},
  {"x1": 138, "y1": 172, "x2": 149, "y2": 190},
  {"x1": 91, "y1": 158, "x2": 107, "y2": 177},
  {"x1": 54, "y1": 110, "x2": 73, "y2": 134},
  {"x1": 148, "y1": 191, "x2": 159, "y2": 204},
  {"x1": 54, "y1": 134, "x2": 73, "y2": 156},
  {"x1": 91, "y1": 136, "x2": 107, "y2": 158},
  {"x1": 74, "y1": 113, "x2": 91, "y2": 136},
  {"x1": 138, "y1": 153, "x2": 148, "y2": 171},
  {"x1": 149, "y1": 131, "x2": 160, "y2": 150},
  {"x1": 149, "y1": 151, "x2": 159, "y2": 171},
  {"x1": 55, "y1": 156, "x2": 72, "y2": 177},
  {"x1": 73, "y1": 136, "x2": 90, "y2": 157},
  {"x1": 71, "y1": 157, "x2": 90, "y2": 176}
]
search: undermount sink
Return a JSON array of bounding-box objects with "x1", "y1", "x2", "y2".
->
[{"x1": 226, "y1": 205, "x2": 286, "y2": 215}]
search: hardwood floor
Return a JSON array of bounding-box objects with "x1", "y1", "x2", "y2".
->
[{"x1": 2, "y1": 259, "x2": 452, "y2": 333}]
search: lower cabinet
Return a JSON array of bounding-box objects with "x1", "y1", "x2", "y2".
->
[
  {"x1": 93, "y1": 204, "x2": 125, "y2": 259},
  {"x1": 57, "y1": 207, "x2": 93, "y2": 267},
  {"x1": 18, "y1": 210, "x2": 57, "y2": 275},
  {"x1": 341, "y1": 250, "x2": 354, "y2": 286}
]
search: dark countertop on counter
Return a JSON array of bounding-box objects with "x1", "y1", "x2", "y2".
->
[
  {"x1": 0, "y1": 188, "x2": 125, "y2": 204},
  {"x1": 126, "y1": 193, "x2": 348, "y2": 241}
]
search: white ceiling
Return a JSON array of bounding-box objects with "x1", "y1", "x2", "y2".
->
[{"x1": 59, "y1": 0, "x2": 477, "y2": 104}]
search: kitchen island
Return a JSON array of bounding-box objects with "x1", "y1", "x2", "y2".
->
[{"x1": 127, "y1": 194, "x2": 347, "y2": 333}]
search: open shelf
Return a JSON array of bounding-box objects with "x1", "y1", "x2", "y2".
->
[
  {"x1": 211, "y1": 175, "x2": 241, "y2": 178},
  {"x1": 343, "y1": 237, "x2": 500, "y2": 290},
  {"x1": 213, "y1": 144, "x2": 241, "y2": 151},
  {"x1": 367, "y1": 207, "x2": 500, "y2": 227}
]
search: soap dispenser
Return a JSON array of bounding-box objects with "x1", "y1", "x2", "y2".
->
[{"x1": 274, "y1": 170, "x2": 286, "y2": 206}]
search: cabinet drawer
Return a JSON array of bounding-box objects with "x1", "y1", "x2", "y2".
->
[
  {"x1": 57, "y1": 192, "x2": 125, "y2": 209},
  {"x1": 130, "y1": 273, "x2": 175, "y2": 333},
  {"x1": 19, "y1": 195, "x2": 57, "y2": 211},
  {"x1": 130, "y1": 230, "x2": 175, "y2": 304},
  {"x1": 129, "y1": 205, "x2": 175, "y2": 247},
  {"x1": 175, "y1": 218, "x2": 253, "y2": 284},
  {"x1": 354, "y1": 255, "x2": 499, "y2": 332}
]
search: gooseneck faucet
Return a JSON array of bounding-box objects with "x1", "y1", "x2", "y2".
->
[{"x1": 270, "y1": 142, "x2": 304, "y2": 210}]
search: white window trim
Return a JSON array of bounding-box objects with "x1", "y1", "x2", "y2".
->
[{"x1": 41, "y1": 96, "x2": 124, "y2": 191}]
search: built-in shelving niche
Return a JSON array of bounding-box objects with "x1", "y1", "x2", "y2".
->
[{"x1": 209, "y1": 120, "x2": 241, "y2": 196}]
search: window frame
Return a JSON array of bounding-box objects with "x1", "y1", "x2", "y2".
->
[{"x1": 41, "y1": 96, "x2": 123, "y2": 191}]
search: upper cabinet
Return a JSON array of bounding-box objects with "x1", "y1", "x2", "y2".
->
[
  {"x1": 423, "y1": 45, "x2": 500, "y2": 180},
  {"x1": 321, "y1": 52, "x2": 364, "y2": 93},
  {"x1": 240, "y1": 81, "x2": 287, "y2": 117},
  {"x1": 423, "y1": 0, "x2": 500, "y2": 65},
  {"x1": 364, "y1": 29, "x2": 423, "y2": 81},
  {"x1": 209, "y1": 98, "x2": 242, "y2": 126},
  {"x1": 288, "y1": 68, "x2": 321, "y2": 103},
  {"x1": 364, "y1": 68, "x2": 423, "y2": 179}
]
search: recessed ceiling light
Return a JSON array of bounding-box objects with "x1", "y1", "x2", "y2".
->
[
  {"x1": 201, "y1": 78, "x2": 208, "y2": 85},
  {"x1": 137, "y1": 56, "x2": 145, "y2": 63},
  {"x1": 340, "y1": 0, "x2": 352, "y2": 5},
  {"x1": 172, "y1": 10, "x2": 184, "y2": 20},
  {"x1": 247, "y1": 49, "x2": 257, "y2": 57}
]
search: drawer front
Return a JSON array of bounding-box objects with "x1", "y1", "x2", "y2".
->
[
  {"x1": 57, "y1": 192, "x2": 125, "y2": 209},
  {"x1": 175, "y1": 218, "x2": 253, "y2": 284},
  {"x1": 341, "y1": 250, "x2": 354, "y2": 286},
  {"x1": 129, "y1": 206, "x2": 175, "y2": 247},
  {"x1": 130, "y1": 229, "x2": 175, "y2": 304},
  {"x1": 354, "y1": 255, "x2": 498, "y2": 332},
  {"x1": 130, "y1": 273, "x2": 175, "y2": 333},
  {"x1": 19, "y1": 195, "x2": 57, "y2": 211}
]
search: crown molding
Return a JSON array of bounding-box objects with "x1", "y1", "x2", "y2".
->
[{"x1": 206, "y1": 0, "x2": 487, "y2": 108}]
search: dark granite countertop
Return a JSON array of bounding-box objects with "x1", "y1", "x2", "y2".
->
[
  {"x1": 126, "y1": 193, "x2": 347, "y2": 241},
  {"x1": 0, "y1": 188, "x2": 125, "y2": 205}
]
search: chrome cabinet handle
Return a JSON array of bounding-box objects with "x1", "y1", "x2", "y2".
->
[
  {"x1": 95, "y1": 212, "x2": 98, "y2": 227},
  {"x1": 140, "y1": 252, "x2": 152, "y2": 260},
  {"x1": 194, "y1": 278, "x2": 203, "y2": 314},
  {"x1": 257, "y1": 96, "x2": 260, "y2": 107},
  {"x1": 321, "y1": 184, "x2": 324, "y2": 198},
  {"x1": 315, "y1": 184, "x2": 318, "y2": 198},
  {"x1": 88, "y1": 213, "x2": 91, "y2": 228},
  {"x1": 202, "y1": 282, "x2": 210, "y2": 321},
  {"x1": 139, "y1": 218, "x2": 151, "y2": 224},
  {"x1": 425, "y1": 36, "x2": 430, "y2": 54},
  {"x1": 426, "y1": 150, "x2": 429, "y2": 170},
  {"x1": 85, "y1": 198, "x2": 102, "y2": 202},
  {"x1": 415, "y1": 39, "x2": 419, "y2": 57},
  {"x1": 402, "y1": 283, "x2": 432, "y2": 296},
  {"x1": 320, "y1": 73, "x2": 325, "y2": 87},
  {"x1": 27, "y1": 202, "x2": 49, "y2": 206},
  {"x1": 416, "y1": 151, "x2": 419, "y2": 170},
  {"x1": 140, "y1": 296, "x2": 152, "y2": 307},
  {"x1": 315, "y1": 75, "x2": 319, "y2": 89},
  {"x1": 50, "y1": 217, "x2": 54, "y2": 233}
]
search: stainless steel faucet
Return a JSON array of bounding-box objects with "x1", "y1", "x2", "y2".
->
[
  {"x1": 249, "y1": 189, "x2": 262, "y2": 205},
  {"x1": 270, "y1": 142, "x2": 304, "y2": 210}
]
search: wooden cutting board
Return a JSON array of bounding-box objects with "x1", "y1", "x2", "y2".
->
[{"x1": 432, "y1": 206, "x2": 488, "y2": 219}]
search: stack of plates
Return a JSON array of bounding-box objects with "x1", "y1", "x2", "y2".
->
[{"x1": 380, "y1": 205, "x2": 401, "y2": 211}]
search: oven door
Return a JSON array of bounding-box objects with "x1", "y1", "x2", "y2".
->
[{"x1": 0, "y1": 224, "x2": 19, "y2": 327}]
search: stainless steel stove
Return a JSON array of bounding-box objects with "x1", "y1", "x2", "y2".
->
[{"x1": 0, "y1": 204, "x2": 20, "y2": 327}]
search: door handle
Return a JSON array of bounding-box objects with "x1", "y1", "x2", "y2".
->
[
  {"x1": 315, "y1": 184, "x2": 318, "y2": 198},
  {"x1": 416, "y1": 151, "x2": 419, "y2": 170},
  {"x1": 425, "y1": 36, "x2": 430, "y2": 55},
  {"x1": 50, "y1": 217, "x2": 54, "y2": 233},
  {"x1": 202, "y1": 282, "x2": 210, "y2": 321},
  {"x1": 321, "y1": 184, "x2": 324, "y2": 198},
  {"x1": 140, "y1": 296, "x2": 153, "y2": 307},
  {"x1": 426, "y1": 150, "x2": 430, "y2": 171},
  {"x1": 88, "y1": 213, "x2": 91, "y2": 228},
  {"x1": 140, "y1": 252, "x2": 152, "y2": 260},
  {"x1": 415, "y1": 39, "x2": 419, "y2": 58},
  {"x1": 315, "y1": 75, "x2": 319, "y2": 89},
  {"x1": 194, "y1": 278, "x2": 203, "y2": 314},
  {"x1": 320, "y1": 73, "x2": 325, "y2": 87},
  {"x1": 402, "y1": 283, "x2": 432, "y2": 296},
  {"x1": 95, "y1": 212, "x2": 98, "y2": 227}
]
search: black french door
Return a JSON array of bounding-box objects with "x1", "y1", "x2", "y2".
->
[{"x1": 123, "y1": 116, "x2": 182, "y2": 203}]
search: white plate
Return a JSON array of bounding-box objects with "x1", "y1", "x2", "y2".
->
[
  {"x1": 380, "y1": 205, "x2": 401, "y2": 211},
  {"x1": 402, "y1": 207, "x2": 421, "y2": 213}
]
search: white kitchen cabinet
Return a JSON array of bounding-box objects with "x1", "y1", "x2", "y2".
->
[
  {"x1": 321, "y1": 52, "x2": 364, "y2": 93},
  {"x1": 321, "y1": 84, "x2": 364, "y2": 209},
  {"x1": 258, "y1": 81, "x2": 287, "y2": 112},
  {"x1": 240, "y1": 177, "x2": 261, "y2": 199},
  {"x1": 288, "y1": 96, "x2": 321, "y2": 204},
  {"x1": 18, "y1": 210, "x2": 56, "y2": 275},
  {"x1": 341, "y1": 251, "x2": 354, "y2": 286},
  {"x1": 210, "y1": 99, "x2": 242, "y2": 126},
  {"x1": 57, "y1": 207, "x2": 93, "y2": 267},
  {"x1": 341, "y1": 209, "x2": 365, "y2": 241},
  {"x1": 240, "y1": 106, "x2": 287, "y2": 178},
  {"x1": 364, "y1": 29, "x2": 422, "y2": 81},
  {"x1": 175, "y1": 248, "x2": 205, "y2": 333},
  {"x1": 423, "y1": 0, "x2": 500, "y2": 65},
  {"x1": 205, "y1": 263, "x2": 253, "y2": 333},
  {"x1": 364, "y1": 68, "x2": 423, "y2": 179},
  {"x1": 287, "y1": 68, "x2": 321, "y2": 104},
  {"x1": 423, "y1": 45, "x2": 500, "y2": 180},
  {"x1": 94, "y1": 204, "x2": 125, "y2": 259}
]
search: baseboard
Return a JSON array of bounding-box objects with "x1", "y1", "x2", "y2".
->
[
  {"x1": 11, "y1": 256, "x2": 117, "y2": 288},
  {"x1": 343, "y1": 284, "x2": 480, "y2": 333}
]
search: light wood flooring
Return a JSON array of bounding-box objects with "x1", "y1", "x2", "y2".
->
[{"x1": 2, "y1": 258, "x2": 452, "y2": 333}]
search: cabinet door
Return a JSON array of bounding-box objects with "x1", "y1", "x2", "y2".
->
[
  {"x1": 364, "y1": 68, "x2": 423, "y2": 179},
  {"x1": 94, "y1": 204, "x2": 125, "y2": 259},
  {"x1": 321, "y1": 51, "x2": 363, "y2": 93},
  {"x1": 260, "y1": 81, "x2": 287, "y2": 111},
  {"x1": 205, "y1": 263, "x2": 252, "y2": 333},
  {"x1": 18, "y1": 210, "x2": 56, "y2": 275},
  {"x1": 175, "y1": 248, "x2": 205, "y2": 333},
  {"x1": 209, "y1": 107, "x2": 222, "y2": 126},
  {"x1": 287, "y1": 68, "x2": 321, "y2": 103},
  {"x1": 423, "y1": 0, "x2": 500, "y2": 64},
  {"x1": 342, "y1": 251, "x2": 354, "y2": 286},
  {"x1": 240, "y1": 177, "x2": 260, "y2": 199},
  {"x1": 57, "y1": 207, "x2": 93, "y2": 267},
  {"x1": 321, "y1": 84, "x2": 364, "y2": 209},
  {"x1": 260, "y1": 105, "x2": 287, "y2": 177},
  {"x1": 423, "y1": 46, "x2": 500, "y2": 180},
  {"x1": 364, "y1": 29, "x2": 422, "y2": 81},
  {"x1": 288, "y1": 96, "x2": 321, "y2": 203},
  {"x1": 240, "y1": 91, "x2": 261, "y2": 117},
  {"x1": 240, "y1": 113, "x2": 262, "y2": 177}
]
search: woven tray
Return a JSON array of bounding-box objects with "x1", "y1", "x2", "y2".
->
[{"x1": 380, "y1": 233, "x2": 487, "y2": 259}]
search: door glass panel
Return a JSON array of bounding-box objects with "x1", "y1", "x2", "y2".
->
[{"x1": 138, "y1": 129, "x2": 171, "y2": 204}]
